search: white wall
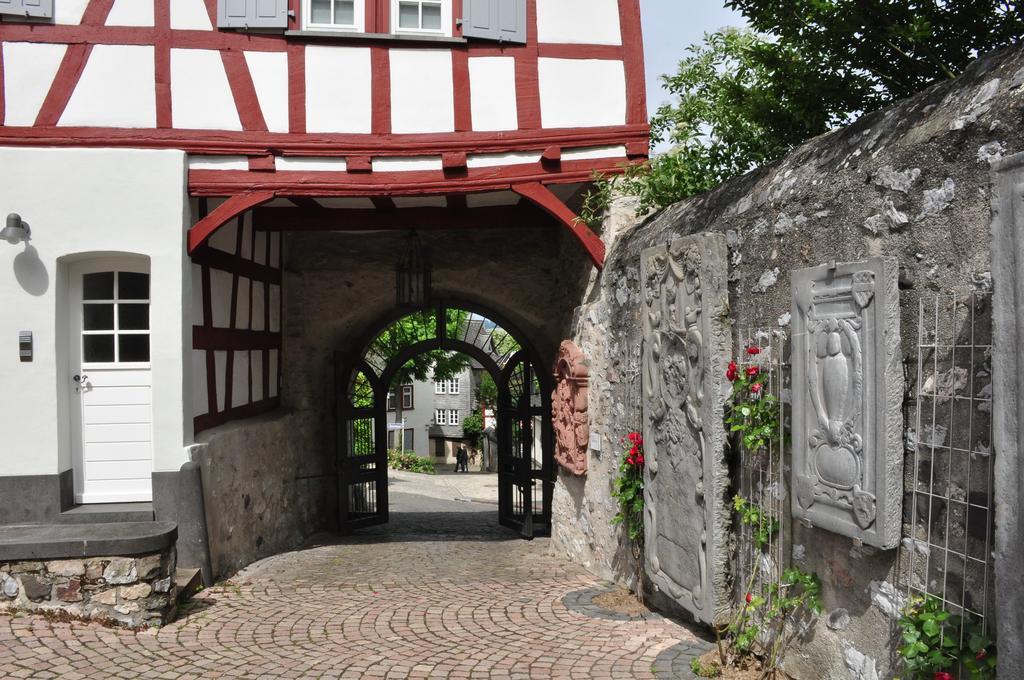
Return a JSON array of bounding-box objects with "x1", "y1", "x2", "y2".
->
[{"x1": 0, "y1": 147, "x2": 191, "y2": 476}]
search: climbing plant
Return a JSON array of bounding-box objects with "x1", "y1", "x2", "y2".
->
[{"x1": 611, "y1": 432, "x2": 645, "y2": 541}]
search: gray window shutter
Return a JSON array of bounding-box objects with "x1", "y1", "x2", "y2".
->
[
  {"x1": 218, "y1": 0, "x2": 288, "y2": 29},
  {"x1": 0, "y1": 0, "x2": 54, "y2": 19},
  {"x1": 461, "y1": 0, "x2": 526, "y2": 44}
]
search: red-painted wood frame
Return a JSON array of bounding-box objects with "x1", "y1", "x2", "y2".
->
[
  {"x1": 0, "y1": 0, "x2": 648, "y2": 162},
  {"x1": 192, "y1": 201, "x2": 283, "y2": 434}
]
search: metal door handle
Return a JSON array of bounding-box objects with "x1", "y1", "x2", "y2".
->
[{"x1": 73, "y1": 374, "x2": 89, "y2": 383}]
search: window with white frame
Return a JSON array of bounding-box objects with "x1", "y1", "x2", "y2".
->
[
  {"x1": 435, "y1": 409, "x2": 447, "y2": 425},
  {"x1": 387, "y1": 384, "x2": 414, "y2": 411},
  {"x1": 305, "y1": 0, "x2": 363, "y2": 31},
  {"x1": 393, "y1": 0, "x2": 450, "y2": 35},
  {"x1": 434, "y1": 377, "x2": 459, "y2": 394},
  {"x1": 448, "y1": 409, "x2": 460, "y2": 425}
]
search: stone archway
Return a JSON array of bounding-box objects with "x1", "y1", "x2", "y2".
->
[{"x1": 336, "y1": 299, "x2": 554, "y2": 538}]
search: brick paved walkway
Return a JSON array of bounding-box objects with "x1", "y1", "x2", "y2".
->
[{"x1": 0, "y1": 492, "x2": 708, "y2": 679}]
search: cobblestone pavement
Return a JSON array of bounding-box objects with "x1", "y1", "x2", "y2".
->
[{"x1": 0, "y1": 492, "x2": 709, "y2": 679}]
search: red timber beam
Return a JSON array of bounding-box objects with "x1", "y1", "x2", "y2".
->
[
  {"x1": 251, "y1": 204, "x2": 556, "y2": 232},
  {"x1": 187, "y1": 191, "x2": 276, "y2": 254},
  {"x1": 512, "y1": 182, "x2": 605, "y2": 270}
]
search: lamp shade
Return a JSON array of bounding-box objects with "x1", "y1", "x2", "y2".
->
[
  {"x1": 396, "y1": 232, "x2": 431, "y2": 307},
  {"x1": 1, "y1": 214, "x2": 30, "y2": 244}
]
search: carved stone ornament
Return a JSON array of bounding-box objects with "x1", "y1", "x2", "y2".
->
[
  {"x1": 791, "y1": 256, "x2": 903, "y2": 549},
  {"x1": 641, "y1": 234, "x2": 732, "y2": 625},
  {"x1": 552, "y1": 340, "x2": 590, "y2": 475}
]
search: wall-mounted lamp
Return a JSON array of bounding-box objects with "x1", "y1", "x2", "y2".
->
[{"x1": 1, "y1": 214, "x2": 31, "y2": 245}]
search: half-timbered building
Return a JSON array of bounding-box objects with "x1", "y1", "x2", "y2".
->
[{"x1": 0, "y1": 0, "x2": 645, "y2": 582}]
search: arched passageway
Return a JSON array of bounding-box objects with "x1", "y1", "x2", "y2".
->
[{"x1": 336, "y1": 300, "x2": 553, "y2": 538}]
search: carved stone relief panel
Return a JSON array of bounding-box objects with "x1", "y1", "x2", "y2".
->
[
  {"x1": 641, "y1": 234, "x2": 732, "y2": 625},
  {"x1": 552, "y1": 340, "x2": 589, "y2": 475},
  {"x1": 791, "y1": 256, "x2": 903, "y2": 549}
]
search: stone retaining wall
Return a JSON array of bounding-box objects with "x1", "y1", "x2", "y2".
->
[
  {"x1": 0, "y1": 548, "x2": 177, "y2": 628},
  {"x1": 553, "y1": 44, "x2": 1024, "y2": 679}
]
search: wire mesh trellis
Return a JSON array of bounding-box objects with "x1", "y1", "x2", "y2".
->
[
  {"x1": 899, "y1": 291, "x2": 996, "y2": 644},
  {"x1": 732, "y1": 328, "x2": 790, "y2": 606}
]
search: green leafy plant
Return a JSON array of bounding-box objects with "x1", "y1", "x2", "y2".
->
[
  {"x1": 690, "y1": 656, "x2": 722, "y2": 678},
  {"x1": 715, "y1": 567, "x2": 822, "y2": 679},
  {"x1": 898, "y1": 595, "x2": 997, "y2": 679},
  {"x1": 725, "y1": 347, "x2": 778, "y2": 453},
  {"x1": 461, "y1": 412, "x2": 484, "y2": 449},
  {"x1": 575, "y1": 171, "x2": 615, "y2": 228},
  {"x1": 733, "y1": 495, "x2": 779, "y2": 551},
  {"x1": 611, "y1": 432, "x2": 645, "y2": 541},
  {"x1": 386, "y1": 449, "x2": 436, "y2": 474}
]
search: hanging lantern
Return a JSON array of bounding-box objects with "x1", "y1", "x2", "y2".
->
[{"x1": 396, "y1": 231, "x2": 431, "y2": 307}]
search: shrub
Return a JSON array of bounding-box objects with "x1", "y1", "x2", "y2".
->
[{"x1": 387, "y1": 449, "x2": 436, "y2": 474}]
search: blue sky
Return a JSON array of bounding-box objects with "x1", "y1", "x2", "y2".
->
[{"x1": 641, "y1": 1, "x2": 744, "y2": 118}]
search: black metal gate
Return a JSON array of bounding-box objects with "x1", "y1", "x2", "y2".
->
[{"x1": 336, "y1": 301, "x2": 553, "y2": 537}]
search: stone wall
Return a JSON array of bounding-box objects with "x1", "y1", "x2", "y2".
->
[
  {"x1": 552, "y1": 45, "x2": 1024, "y2": 679},
  {"x1": 0, "y1": 549, "x2": 176, "y2": 628},
  {"x1": 192, "y1": 410, "x2": 332, "y2": 579}
]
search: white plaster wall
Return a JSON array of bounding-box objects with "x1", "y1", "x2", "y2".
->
[
  {"x1": 0, "y1": 147, "x2": 190, "y2": 476},
  {"x1": 538, "y1": 58, "x2": 626, "y2": 128},
  {"x1": 106, "y1": 0, "x2": 155, "y2": 27},
  {"x1": 171, "y1": 0, "x2": 213, "y2": 30},
  {"x1": 536, "y1": 0, "x2": 621, "y2": 45},
  {"x1": 305, "y1": 46, "x2": 372, "y2": 134},
  {"x1": 390, "y1": 49, "x2": 454, "y2": 134},
  {"x1": 244, "y1": 51, "x2": 289, "y2": 134},
  {"x1": 170, "y1": 49, "x2": 242, "y2": 131},
  {"x1": 1, "y1": 42, "x2": 66, "y2": 126},
  {"x1": 468, "y1": 57, "x2": 518, "y2": 132},
  {"x1": 54, "y1": 0, "x2": 89, "y2": 25},
  {"x1": 59, "y1": 45, "x2": 156, "y2": 128},
  {"x1": 371, "y1": 156, "x2": 443, "y2": 172}
]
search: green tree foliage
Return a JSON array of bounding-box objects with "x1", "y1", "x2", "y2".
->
[
  {"x1": 368, "y1": 310, "x2": 472, "y2": 389},
  {"x1": 461, "y1": 412, "x2": 484, "y2": 448},
  {"x1": 476, "y1": 372, "x2": 498, "y2": 409},
  {"x1": 604, "y1": 1, "x2": 1023, "y2": 214}
]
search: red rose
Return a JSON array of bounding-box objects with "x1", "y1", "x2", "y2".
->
[
  {"x1": 746, "y1": 346, "x2": 761, "y2": 355},
  {"x1": 628, "y1": 432, "x2": 641, "y2": 443},
  {"x1": 630, "y1": 445, "x2": 638, "y2": 455},
  {"x1": 751, "y1": 383, "x2": 763, "y2": 395},
  {"x1": 745, "y1": 592, "x2": 752, "y2": 604},
  {"x1": 636, "y1": 455, "x2": 645, "y2": 465},
  {"x1": 726, "y1": 361, "x2": 738, "y2": 382},
  {"x1": 626, "y1": 457, "x2": 635, "y2": 466},
  {"x1": 933, "y1": 672, "x2": 953, "y2": 680},
  {"x1": 746, "y1": 366, "x2": 760, "y2": 379}
]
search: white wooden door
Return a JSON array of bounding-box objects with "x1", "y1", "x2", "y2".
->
[{"x1": 69, "y1": 259, "x2": 154, "y2": 504}]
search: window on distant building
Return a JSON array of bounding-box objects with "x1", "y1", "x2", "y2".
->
[
  {"x1": 435, "y1": 408, "x2": 447, "y2": 425},
  {"x1": 393, "y1": 0, "x2": 449, "y2": 35},
  {"x1": 388, "y1": 384, "x2": 414, "y2": 411},
  {"x1": 448, "y1": 409, "x2": 459, "y2": 425},
  {"x1": 434, "y1": 377, "x2": 459, "y2": 394},
  {"x1": 305, "y1": 0, "x2": 363, "y2": 31}
]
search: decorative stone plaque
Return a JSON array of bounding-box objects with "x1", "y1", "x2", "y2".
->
[
  {"x1": 552, "y1": 340, "x2": 590, "y2": 475},
  {"x1": 791, "y1": 257, "x2": 902, "y2": 549},
  {"x1": 641, "y1": 234, "x2": 732, "y2": 625}
]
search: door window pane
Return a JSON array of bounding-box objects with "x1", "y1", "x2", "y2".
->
[
  {"x1": 118, "y1": 272, "x2": 149, "y2": 300},
  {"x1": 398, "y1": 1, "x2": 418, "y2": 28},
  {"x1": 118, "y1": 304, "x2": 149, "y2": 331},
  {"x1": 83, "y1": 272, "x2": 114, "y2": 300},
  {"x1": 119, "y1": 335, "x2": 150, "y2": 363},
  {"x1": 84, "y1": 335, "x2": 115, "y2": 363},
  {"x1": 83, "y1": 304, "x2": 114, "y2": 331},
  {"x1": 422, "y1": 2, "x2": 441, "y2": 29}
]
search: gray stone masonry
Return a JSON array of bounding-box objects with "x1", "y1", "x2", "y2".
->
[
  {"x1": 0, "y1": 548, "x2": 177, "y2": 628},
  {"x1": 641, "y1": 234, "x2": 732, "y2": 626},
  {"x1": 553, "y1": 44, "x2": 1024, "y2": 679},
  {"x1": 790, "y1": 257, "x2": 903, "y2": 549},
  {"x1": 989, "y1": 149, "x2": 1024, "y2": 678}
]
